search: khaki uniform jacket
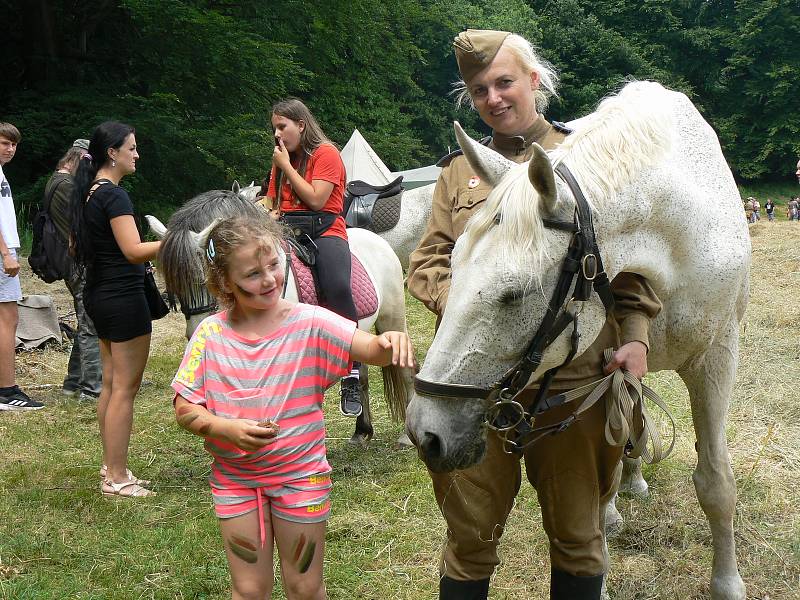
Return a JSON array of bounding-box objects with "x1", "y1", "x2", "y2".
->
[{"x1": 408, "y1": 115, "x2": 662, "y2": 388}]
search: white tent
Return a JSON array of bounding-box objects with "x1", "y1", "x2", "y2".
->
[
  {"x1": 340, "y1": 129, "x2": 393, "y2": 186},
  {"x1": 340, "y1": 129, "x2": 441, "y2": 190}
]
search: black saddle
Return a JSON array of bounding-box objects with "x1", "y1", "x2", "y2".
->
[{"x1": 343, "y1": 176, "x2": 404, "y2": 233}]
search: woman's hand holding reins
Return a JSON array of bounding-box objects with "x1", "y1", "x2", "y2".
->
[{"x1": 603, "y1": 341, "x2": 649, "y2": 379}]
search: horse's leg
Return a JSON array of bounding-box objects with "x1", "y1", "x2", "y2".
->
[
  {"x1": 678, "y1": 328, "x2": 745, "y2": 600},
  {"x1": 604, "y1": 492, "x2": 623, "y2": 537},
  {"x1": 350, "y1": 363, "x2": 374, "y2": 447},
  {"x1": 618, "y1": 455, "x2": 648, "y2": 497}
]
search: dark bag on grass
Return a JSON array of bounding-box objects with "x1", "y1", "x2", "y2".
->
[{"x1": 144, "y1": 262, "x2": 169, "y2": 320}]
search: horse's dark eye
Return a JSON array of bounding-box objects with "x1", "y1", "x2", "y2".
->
[{"x1": 499, "y1": 289, "x2": 524, "y2": 305}]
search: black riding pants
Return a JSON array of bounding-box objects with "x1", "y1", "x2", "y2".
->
[{"x1": 313, "y1": 235, "x2": 357, "y2": 322}]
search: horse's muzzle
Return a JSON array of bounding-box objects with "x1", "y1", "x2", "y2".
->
[{"x1": 407, "y1": 393, "x2": 487, "y2": 473}]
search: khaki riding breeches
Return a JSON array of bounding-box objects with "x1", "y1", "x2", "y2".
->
[{"x1": 430, "y1": 390, "x2": 624, "y2": 581}]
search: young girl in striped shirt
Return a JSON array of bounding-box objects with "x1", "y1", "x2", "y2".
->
[{"x1": 171, "y1": 214, "x2": 414, "y2": 599}]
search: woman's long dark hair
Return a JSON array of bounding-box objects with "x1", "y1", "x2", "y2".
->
[{"x1": 69, "y1": 121, "x2": 134, "y2": 266}]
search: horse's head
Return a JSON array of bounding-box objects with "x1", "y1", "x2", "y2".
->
[
  {"x1": 234, "y1": 180, "x2": 261, "y2": 203},
  {"x1": 407, "y1": 123, "x2": 611, "y2": 473},
  {"x1": 149, "y1": 189, "x2": 266, "y2": 339}
]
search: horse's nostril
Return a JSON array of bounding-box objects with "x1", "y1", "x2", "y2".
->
[{"x1": 420, "y1": 432, "x2": 443, "y2": 461}]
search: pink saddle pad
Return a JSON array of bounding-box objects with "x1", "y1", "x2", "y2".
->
[{"x1": 289, "y1": 249, "x2": 378, "y2": 320}]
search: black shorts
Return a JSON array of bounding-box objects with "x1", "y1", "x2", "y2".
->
[{"x1": 85, "y1": 288, "x2": 152, "y2": 342}]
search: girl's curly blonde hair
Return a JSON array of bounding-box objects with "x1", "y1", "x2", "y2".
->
[{"x1": 204, "y1": 213, "x2": 286, "y2": 308}]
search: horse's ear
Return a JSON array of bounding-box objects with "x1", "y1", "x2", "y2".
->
[
  {"x1": 145, "y1": 215, "x2": 167, "y2": 240},
  {"x1": 189, "y1": 217, "x2": 223, "y2": 252},
  {"x1": 527, "y1": 144, "x2": 557, "y2": 212},
  {"x1": 232, "y1": 180, "x2": 241, "y2": 194},
  {"x1": 454, "y1": 121, "x2": 514, "y2": 187}
]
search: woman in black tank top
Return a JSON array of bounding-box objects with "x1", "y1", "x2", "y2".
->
[{"x1": 70, "y1": 121, "x2": 161, "y2": 498}]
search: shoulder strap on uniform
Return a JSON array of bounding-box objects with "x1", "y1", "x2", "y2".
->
[
  {"x1": 436, "y1": 135, "x2": 492, "y2": 168},
  {"x1": 550, "y1": 120, "x2": 574, "y2": 135}
]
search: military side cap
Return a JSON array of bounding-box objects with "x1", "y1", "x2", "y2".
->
[
  {"x1": 454, "y1": 29, "x2": 511, "y2": 81},
  {"x1": 72, "y1": 138, "x2": 90, "y2": 150}
]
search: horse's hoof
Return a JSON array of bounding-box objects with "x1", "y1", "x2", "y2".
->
[
  {"x1": 710, "y1": 574, "x2": 746, "y2": 600},
  {"x1": 348, "y1": 432, "x2": 372, "y2": 447},
  {"x1": 619, "y1": 476, "x2": 649, "y2": 498},
  {"x1": 394, "y1": 432, "x2": 414, "y2": 449},
  {"x1": 604, "y1": 503, "x2": 624, "y2": 537}
]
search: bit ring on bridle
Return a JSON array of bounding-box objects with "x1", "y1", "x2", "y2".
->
[{"x1": 484, "y1": 390, "x2": 527, "y2": 432}]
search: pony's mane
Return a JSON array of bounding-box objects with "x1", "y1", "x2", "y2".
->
[
  {"x1": 463, "y1": 81, "x2": 674, "y2": 272},
  {"x1": 161, "y1": 190, "x2": 264, "y2": 303}
]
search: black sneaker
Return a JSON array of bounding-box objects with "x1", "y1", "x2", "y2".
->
[
  {"x1": 0, "y1": 386, "x2": 44, "y2": 411},
  {"x1": 340, "y1": 377, "x2": 362, "y2": 417}
]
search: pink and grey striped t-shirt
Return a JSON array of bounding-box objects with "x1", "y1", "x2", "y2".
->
[{"x1": 171, "y1": 303, "x2": 356, "y2": 489}]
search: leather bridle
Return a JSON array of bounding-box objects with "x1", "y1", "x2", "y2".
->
[
  {"x1": 413, "y1": 163, "x2": 616, "y2": 450},
  {"x1": 179, "y1": 285, "x2": 218, "y2": 318}
]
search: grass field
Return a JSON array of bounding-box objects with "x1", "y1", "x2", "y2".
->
[{"x1": 1, "y1": 222, "x2": 799, "y2": 599}]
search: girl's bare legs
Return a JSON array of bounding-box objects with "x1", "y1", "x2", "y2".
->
[
  {"x1": 100, "y1": 333, "x2": 151, "y2": 483},
  {"x1": 219, "y1": 511, "x2": 275, "y2": 600},
  {"x1": 274, "y1": 517, "x2": 326, "y2": 600},
  {"x1": 220, "y1": 508, "x2": 327, "y2": 600}
]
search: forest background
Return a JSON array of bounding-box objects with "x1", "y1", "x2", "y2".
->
[{"x1": 3, "y1": 0, "x2": 799, "y2": 223}]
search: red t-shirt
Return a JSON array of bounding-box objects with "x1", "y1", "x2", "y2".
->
[{"x1": 267, "y1": 143, "x2": 347, "y2": 240}]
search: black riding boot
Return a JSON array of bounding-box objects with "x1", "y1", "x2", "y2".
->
[
  {"x1": 550, "y1": 569, "x2": 604, "y2": 599},
  {"x1": 439, "y1": 576, "x2": 490, "y2": 600}
]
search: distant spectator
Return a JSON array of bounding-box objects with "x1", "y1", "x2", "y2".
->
[
  {"x1": 0, "y1": 122, "x2": 43, "y2": 410},
  {"x1": 744, "y1": 197, "x2": 754, "y2": 222},
  {"x1": 751, "y1": 197, "x2": 761, "y2": 222},
  {"x1": 789, "y1": 197, "x2": 799, "y2": 221},
  {"x1": 764, "y1": 198, "x2": 775, "y2": 221},
  {"x1": 45, "y1": 139, "x2": 102, "y2": 400}
]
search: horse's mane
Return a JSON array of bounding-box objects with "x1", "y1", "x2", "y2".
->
[
  {"x1": 160, "y1": 190, "x2": 263, "y2": 302},
  {"x1": 463, "y1": 81, "x2": 674, "y2": 273}
]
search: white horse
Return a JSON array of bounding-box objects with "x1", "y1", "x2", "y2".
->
[
  {"x1": 372, "y1": 182, "x2": 434, "y2": 270},
  {"x1": 406, "y1": 81, "x2": 749, "y2": 599},
  {"x1": 147, "y1": 191, "x2": 415, "y2": 446}
]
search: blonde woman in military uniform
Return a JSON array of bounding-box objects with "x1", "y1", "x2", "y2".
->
[{"x1": 408, "y1": 30, "x2": 661, "y2": 599}]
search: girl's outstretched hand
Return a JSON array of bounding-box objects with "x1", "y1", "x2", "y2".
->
[
  {"x1": 376, "y1": 331, "x2": 416, "y2": 368},
  {"x1": 224, "y1": 419, "x2": 280, "y2": 452}
]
